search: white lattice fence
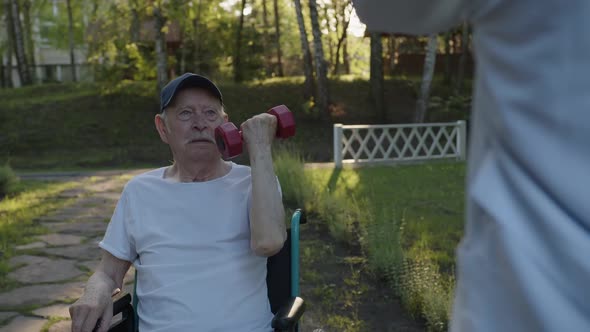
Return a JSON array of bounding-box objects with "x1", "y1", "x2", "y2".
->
[{"x1": 333, "y1": 121, "x2": 467, "y2": 167}]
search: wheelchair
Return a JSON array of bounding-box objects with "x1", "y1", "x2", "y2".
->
[{"x1": 106, "y1": 209, "x2": 307, "y2": 332}]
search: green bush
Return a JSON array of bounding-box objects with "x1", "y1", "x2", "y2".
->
[
  {"x1": 315, "y1": 192, "x2": 358, "y2": 244},
  {"x1": 364, "y1": 206, "x2": 453, "y2": 331},
  {"x1": 421, "y1": 273, "x2": 454, "y2": 332},
  {"x1": 365, "y1": 207, "x2": 404, "y2": 281},
  {"x1": 273, "y1": 144, "x2": 361, "y2": 244},
  {"x1": 428, "y1": 92, "x2": 472, "y2": 123},
  {"x1": 389, "y1": 258, "x2": 454, "y2": 332},
  {"x1": 0, "y1": 165, "x2": 18, "y2": 197},
  {"x1": 272, "y1": 143, "x2": 314, "y2": 210},
  {"x1": 274, "y1": 150, "x2": 459, "y2": 330}
]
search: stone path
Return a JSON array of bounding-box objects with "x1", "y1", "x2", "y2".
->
[
  {"x1": 0, "y1": 171, "x2": 143, "y2": 332},
  {"x1": 2, "y1": 168, "x2": 421, "y2": 332}
]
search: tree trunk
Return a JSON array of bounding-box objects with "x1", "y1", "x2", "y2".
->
[
  {"x1": 309, "y1": 0, "x2": 330, "y2": 119},
  {"x1": 332, "y1": 1, "x2": 350, "y2": 75},
  {"x1": 293, "y1": 0, "x2": 314, "y2": 100},
  {"x1": 66, "y1": 0, "x2": 76, "y2": 82},
  {"x1": 154, "y1": 5, "x2": 168, "y2": 92},
  {"x1": 3, "y1": 0, "x2": 14, "y2": 87},
  {"x1": 23, "y1": 0, "x2": 35, "y2": 78},
  {"x1": 9, "y1": 0, "x2": 31, "y2": 86},
  {"x1": 343, "y1": 37, "x2": 350, "y2": 74},
  {"x1": 456, "y1": 21, "x2": 469, "y2": 94},
  {"x1": 233, "y1": 0, "x2": 246, "y2": 82},
  {"x1": 323, "y1": 4, "x2": 333, "y2": 69},
  {"x1": 370, "y1": 32, "x2": 385, "y2": 120},
  {"x1": 130, "y1": 0, "x2": 140, "y2": 43},
  {"x1": 88, "y1": 0, "x2": 99, "y2": 79},
  {"x1": 193, "y1": 0, "x2": 202, "y2": 73},
  {"x1": 444, "y1": 32, "x2": 451, "y2": 84},
  {"x1": 386, "y1": 36, "x2": 396, "y2": 75},
  {"x1": 272, "y1": 0, "x2": 283, "y2": 76},
  {"x1": 415, "y1": 34, "x2": 438, "y2": 123},
  {"x1": 180, "y1": 30, "x2": 186, "y2": 73},
  {"x1": 0, "y1": 61, "x2": 4, "y2": 88},
  {"x1": 261, "y1": 0, "x2": 272, "y2": 75}
]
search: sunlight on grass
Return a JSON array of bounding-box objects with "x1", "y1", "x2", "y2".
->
[
  {"x1": 0, "y1": 180, "x2": 82, "y2": 291},
  {"x1": 308, "y1": 162, "x2": 465, "y2": 271}
]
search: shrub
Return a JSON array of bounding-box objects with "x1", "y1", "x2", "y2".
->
[
  {"x1": 272, "y1": 144, "x2": 314, "y2": 210},
  {"x1": 0, "y1": 165, "x2": 18, "y2": 197}
]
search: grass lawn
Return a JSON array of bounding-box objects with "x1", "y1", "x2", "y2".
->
[
  {"x1": 305, "y1": 161, "x2": 466, "y2": 274},
  {"x1": 0, "y1": 77, "x2": 468, "y2": 171},
  {"x1": 274, "y1": 146, "x2": 465, "y2": 330}
]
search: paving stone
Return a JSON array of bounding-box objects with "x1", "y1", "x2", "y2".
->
[
  {"x1": 35, "y1": 205, "x2": 110, "y2": 223},
  {"x1": 77, "y1": 196, "x2": 115, "y2": 206},
  {"x1": 78, "y1": 260, "x2": 100, "y2": 272},
  {"x1": 90, "y1": 236, "x2": 103, "y2": 244},
  {"x1": 47, "y1": 320, "x2": 71, "y2": 332},
  {"x1": 36, "y1": 234, "x2": 84, "y2": 246},
  {"x1": 45, "y1": 243, "x2": 102, "y2": 261},
  {"x1": 65, "y1": 204, "x2": 113, "y2": 220},
  {"x1": 92, "y1": 192, "x2": 123, "y2": 202},
  {"x1": 0, "y1": 316, "x2": 47, "y2": 332},
  {"x1": 7, "y1": 256, "x2": 84, "y2": 283},
  {"x1": 14, "y1": 242, "x2": 47, "y2": 251},
  {"x1": 123, "y1": 267, "x2": 136, "y2": 285},
  {"x1": 87, "y1": 180, "x2": 124, "y2": 193},
  {"x1": 0, "y1": 312, "x2": 18, "y2": 323},
  {"x1": 32, "y1": 304, "x2": 70, "y2": 318},
  {"x1": 37, "y1": 214, "x2": 111, "y2": 223},
  {"x1": 0, "y1": 282, "x2": 85, "y2": 308},
  {"x1": 57, "y1": 188, "x2": 86, "y2": 198},
  {"x1": 39, "y1": 221, "x2": 107, "y2": 237},
  {"x1": 9, "y1": 255, "x2": 47, "y2": 268}
]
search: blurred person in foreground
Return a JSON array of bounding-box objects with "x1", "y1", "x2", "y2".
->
[{"x1": 353, "y1": 1, "x2": 590, "y2": 331}]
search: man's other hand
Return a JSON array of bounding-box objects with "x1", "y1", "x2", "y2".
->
[{"x1": 69, "y1": 288, "x2": 113, "y2": 332}]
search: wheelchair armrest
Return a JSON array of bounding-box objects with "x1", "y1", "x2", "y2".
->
[
  {"x1": 271, "y1": 297, "x2": 306, "y2": 331},
  {"x1": 104, "y1": 293, "x2": 136, "y2": 332},
  {"x1": 113, "y1": 293, "x2": 132, "y2": 316}
]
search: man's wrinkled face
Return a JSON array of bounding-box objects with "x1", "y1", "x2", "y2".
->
[{"x1": 156, "y1": 87, "x2": 227, "y2": 162}]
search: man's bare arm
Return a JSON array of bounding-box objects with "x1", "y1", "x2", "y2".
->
[
  {"x1": 242, "y1": 113, "x2": 287, "y2": 257},
  {"x1": 69, "y1": 250, "x2": 132, "y2": 332}
]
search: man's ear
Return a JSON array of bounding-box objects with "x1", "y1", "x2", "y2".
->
[
  {"x1": 155, "y1": 114, "x2": 170, "y2": 144},
  {"x1": 223, "y1": 113, "x2": 229, "y2": 122}
]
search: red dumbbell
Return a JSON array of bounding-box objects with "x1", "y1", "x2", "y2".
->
[{"x1": 215, "y1": 105, "x2": 295, "y2": 159}]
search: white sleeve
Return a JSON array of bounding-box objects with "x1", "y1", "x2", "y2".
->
[
  {"x1": 99, "y1": 186, "x2": 137, "y2": 263},
  {"x1": 353, "y1": 0, "x2": 473, "y2": 35}
]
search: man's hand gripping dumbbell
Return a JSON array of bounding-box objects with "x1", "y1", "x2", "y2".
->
[{"x1": 215, "y1": 105, "x2": 296, "y2": 159}]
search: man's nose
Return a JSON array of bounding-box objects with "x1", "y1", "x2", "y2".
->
[{"x1": 191, "y1": 114, "x2": 208, "y2": 131}]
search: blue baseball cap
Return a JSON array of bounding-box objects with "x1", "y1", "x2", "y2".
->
[{"x1": 160, "y1": 73, "x2": 223, "y2": 112}]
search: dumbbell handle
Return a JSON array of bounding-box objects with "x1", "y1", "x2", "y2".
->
[
  {"x1": 215, "y1": 122, "x2": 244, "y2": 159},
  {"x1": 268, "y1": 105, "x2": 296, "y2": 138},
  {"x1": 215, "y1": 105, "x2": 295, "y2": 159}
]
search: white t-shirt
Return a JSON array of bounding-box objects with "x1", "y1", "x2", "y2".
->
[
  {"x1": 354, "y1": 1, "x2": 590, "y2": 331},
  {"x1": 99, "y1": 162, "x2": 274, "y2": 332}
]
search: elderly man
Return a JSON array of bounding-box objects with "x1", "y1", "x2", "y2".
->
[
  {"x1": 353, "y1": 1, "x2": 590, "y2": 331},
  {"x1": 69, "y1": 73, "x2": 287, "y2": 331}
]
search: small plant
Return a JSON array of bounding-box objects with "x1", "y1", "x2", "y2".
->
[
  {"x1": 428, "y1": 93, "x2": 471, "y2": 122},
  {"x1": 0, "y1": 164, "x2": 18, "y2": 197},
  {"x1": 366, "y1": 207, "x2": 405, "y2": 280},
  {"x1": 272, "y1": 144, "x2": 314, "y2": 209}
]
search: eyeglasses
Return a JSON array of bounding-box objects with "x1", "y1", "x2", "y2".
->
[{"x1": 173, "y1": 108, "x2": 221, "y2": 122}]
